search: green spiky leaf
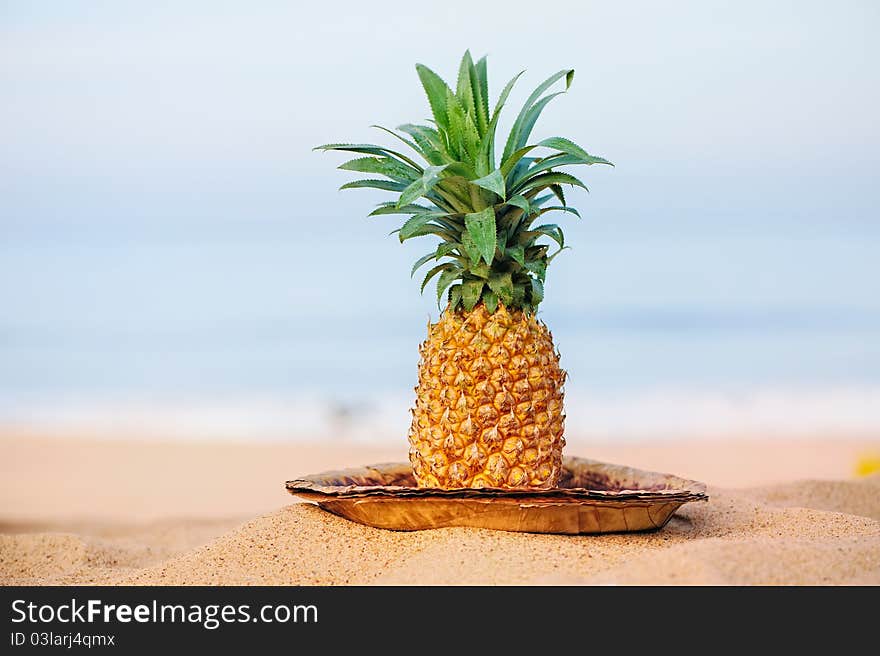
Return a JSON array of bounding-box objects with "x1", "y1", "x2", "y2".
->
[
  {"x1": 416, "y1": 64, "x2": 452, "y2": 132},
  {"x1": 397, "y1": 222, "x2": 456, "y2": 242},
  {"x1": 468, "y1": 260, "x2": 490, "y2": 279},
  {"x1": 488, "y1": 271, "x2": 514, "y2": 305},
  {"x1": 472, "y1": 169, "x2": 505, "y2": 199},
  {"x1": 456, "y1": 51, "x2": 477, "y2": 127},
  {"x1": 524, "y1": 258, "x2": 547, "y2": 281},
  {"x1": 528, "y1": 223, "x2": 565, "y2": 248},
  {"x1": 461, "y1": 231, "x2": 482, "y2": 266},
  {"x1": 549, "y1": 183, "x2": 567, "y2": 206},
  {"x1": 483, "y1": 290, "x2": 498, "y2": 313},
  {"x1": 370, "y1": 125, "x2": 423, "y2": 160},
  {"x1": 315, "y1": 143, "x2": 422, "y2": 170},
  {"x1": 501, "y1": 69, "x2": 573, "y2": 164},
  {"x1": 536, "y1": 137, "x2": 613, "y2": 166},
  {"x1": 448, "y1": 284, "x2": 462, "y2": 309},
  {"x1": 436, "y1": 266, "x2": 462, "y2": 301},
  {"x1": 504, "y1": 194, "x2": 531, "y2": 214},
  {"x1": 461, "y1": 279, "x2": 484, "y2": 311},
  {"x1": 495, "y1": 228, "x2": 508, "y2": 255},
  {"x1": 421, "y1": 262, "x2": 455, "y2": 294},
  {"x1": 530, "y1": 277, "x2": 544, "y2": 304},
  {"x1": 411, "y1": 251, "x2": 439, "y2": 278},
  {"x1": 513, "y1": 92, "x2": 566, "y2": 155},
  {"x1": 397, "y1": 124, "x2": 448, "y2": 165},
  {"x1": 398, "y1": 165, "x2": 448, "y2": 207},
  {"x1": 399, "y1": 213, "x2": 440, "y2": 241},
  {"x1": 472, "y1": 56, "x2": 490, "y2": 136},
  {"x1": 509, "y1": 153, "x2": 605, "y2": 189},
  {"x1": 476, "y1": 70, "x2": 523, "y2": 174},
  {"x1": 514, "y1": 171, "x2": 587, "y2": 196},
  {"x1": 340, "y1": 179, "x2": 408, "y2": 192},
  {"x1": 531, "y1": 193, "x2": 554, "y2": 208},
  {"x1": 436, "y1": 242, "x2": 460, "y2": 259},
  {"x1": 339, "y1": 156, "x2": 420, "y2": 182},
  {"x1": 531, "y1": 205, "x2": 581, "y2": 220},
  {"x1": 506, "y1": 244, "x2": 525, "y2": 266},
  {"x1": 464, "y1": 207, "x2": 496, "y2": 265},
  {"x1": 369, "y1": 203, "x2": 432, "y2": 217}
]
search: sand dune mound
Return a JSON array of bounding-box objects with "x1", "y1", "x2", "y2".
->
[
  {"x1": 0, "y1": 533, "x2": 150, "y2": 585},
  {"x1": 118, "y1": 484, "x2": 880, "y2": 586},
  {"x1": 581, "y1": 536, "x2": 880, "y2": 585},
  {"x1": 747, "y1": 475, "x2": 880, "y2": 521},
  {"x1": 2, "y1": 478, "x2": 878, "y2": 586},
  {"x1": 0, "y1": 518, "x2": 244, "y2": 585}
]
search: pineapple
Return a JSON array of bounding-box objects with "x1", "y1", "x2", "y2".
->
[{"x1": 316, "y1": 51, "x2": 611, "y2": 488}]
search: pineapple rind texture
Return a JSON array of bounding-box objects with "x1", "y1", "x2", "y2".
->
[{"x1": 409, "y1": 303, "x2": 565, "y2": 489}]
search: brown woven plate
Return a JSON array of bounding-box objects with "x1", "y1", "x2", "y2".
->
[{"x1": 286, "y1": 456, "x2": 708, "y2": 535}]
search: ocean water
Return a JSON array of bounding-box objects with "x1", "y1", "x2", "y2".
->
[
  {"x1": 2, "y1": 1, "x2": 879, "y2": 443},
  {"x1": 2, "y1": 223, "x2": 879, "y2": 442}
]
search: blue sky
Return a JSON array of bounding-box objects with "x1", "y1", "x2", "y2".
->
[
  {"x1": 1, "y1": 1, "x2": 879, "y2": 401},
  {"x1": 3, "y1": 1, "x2": 877, "y2": 233}
]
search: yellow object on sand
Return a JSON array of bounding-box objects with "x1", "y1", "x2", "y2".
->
[{"x1": 855, "y1": 454, "x2": 880, "y2": 477}]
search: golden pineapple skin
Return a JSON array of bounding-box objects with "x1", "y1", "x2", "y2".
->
[{"x1": 408, "y1": 303, "x2": 566, "y2": 488}]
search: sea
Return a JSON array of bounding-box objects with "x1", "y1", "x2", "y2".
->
[{"x1": 2, "y1": 218, "x2": 878, "y2": 443}]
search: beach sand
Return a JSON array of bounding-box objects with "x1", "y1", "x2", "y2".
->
[{"x1": 1, "y1": 433, "x2": 878, "y2": 585}]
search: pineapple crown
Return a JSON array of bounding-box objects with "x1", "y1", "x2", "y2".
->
[{"x1": 315, "y1": 50, "x2": 612, "y2": 314}]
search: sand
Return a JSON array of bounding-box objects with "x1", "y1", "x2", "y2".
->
[{"x1": 1, "y1": 433, "x2": 878, "y2": 585}]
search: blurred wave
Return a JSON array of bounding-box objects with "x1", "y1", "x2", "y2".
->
[{"x1": 1, "y1": 387, "x2": 877, "y2": 443}]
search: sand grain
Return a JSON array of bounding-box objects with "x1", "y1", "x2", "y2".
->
[{"x1": 2, "y1": 437, "x2": 878, "y2": 585}]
